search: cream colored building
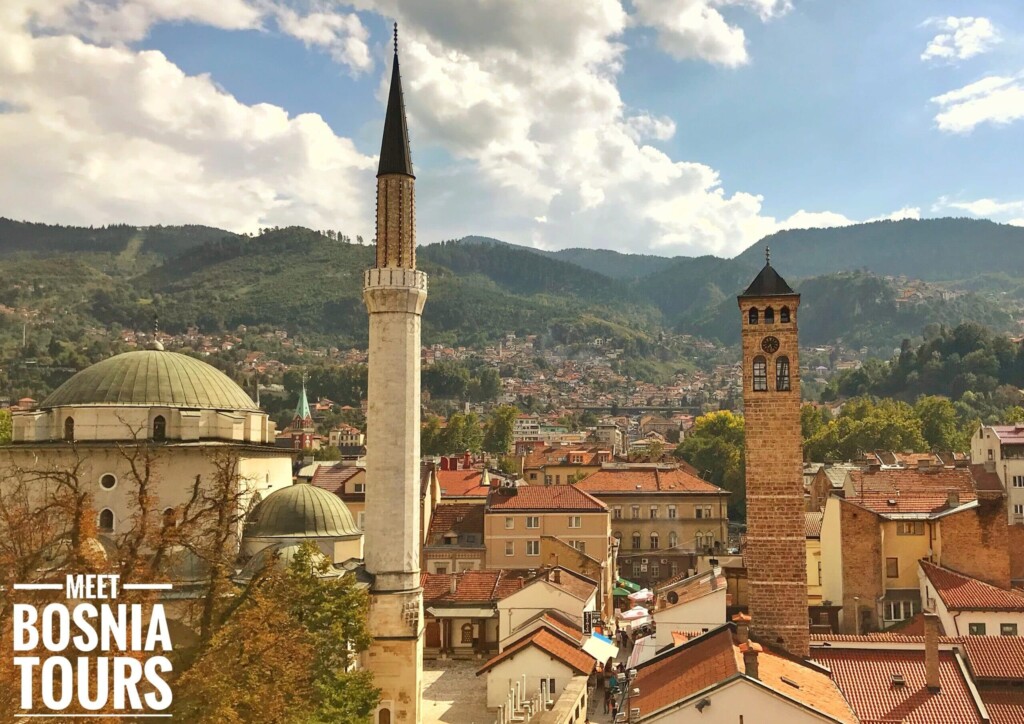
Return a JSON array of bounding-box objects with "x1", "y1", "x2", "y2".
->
[
  {"x1": 4, "y1": 346, "x2": 293, "y2": 537},
  {"x1": 496, "y1": 568, "x2": 598, "y2": 644},
  {"x1": 971, "y1": 425, "x2": 1024, "y2": 525}
]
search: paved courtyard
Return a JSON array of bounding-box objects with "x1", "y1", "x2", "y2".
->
[{"x1": 423, "y1": 659, "x2": 493, "y2": 724}]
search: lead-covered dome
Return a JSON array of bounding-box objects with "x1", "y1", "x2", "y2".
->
[
  {"x1": 40, "y1": 350, "x2": 258, "y2": 411},
  {"x1": 246, "y1": 482, "x2": 361, "y2": 539}
]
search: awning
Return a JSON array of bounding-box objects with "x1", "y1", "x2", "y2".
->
[
  {"x1": 612, "y1": 587, "x2": 631, "y2": 596},
  {"x1": 425, "y1": 607, "x2": 495, "y2": 618},
  {"x1": 617, "y1": 577, "x2": 642, "y2": 593},
  {"x1": 582, "y1": 633, "x2": 619, "y2": 664}
]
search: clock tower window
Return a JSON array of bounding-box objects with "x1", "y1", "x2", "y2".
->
[
  {"x1": 753, "y1": 356, "x2": 768, "y2": 392},
  {"x1": 748, "y1": 307, "x2": 759, "y2": 325},
  {"x1": 780, "y1": 306, "x2": 791, "y2": 323},
  {"x1": 776, "y1": 356, "x2": 791, "y2": 391},
  {"x1": 764, "y1": 307, "x2": 775, "y2": 324}
]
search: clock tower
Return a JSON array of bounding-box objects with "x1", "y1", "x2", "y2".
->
[{"x1": 738, "y1": 248, "x2": 808, "y2": 657}]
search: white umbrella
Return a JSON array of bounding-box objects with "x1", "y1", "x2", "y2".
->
[
  {"x1": 617, "y1": 605, "x2": 649, "y2": 620},
  {"x1": 628, "y1": 588, "x2": 654, "y2": 603}
]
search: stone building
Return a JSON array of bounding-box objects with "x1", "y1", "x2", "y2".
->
[
  {"x1": 739, "y1": 249, "x2": 809, "y2": 657},
  {"x1": 360, "y1": 31, "x2": 426, "y2": 723}
]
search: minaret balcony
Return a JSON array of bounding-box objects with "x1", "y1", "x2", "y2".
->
[{"x1": 364, "y1": 267, "x2": 428, "y2": 292}]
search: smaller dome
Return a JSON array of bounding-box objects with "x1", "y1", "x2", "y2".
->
[
  {"x1": 236, "y1": 542, "x2": 341, "y2": 582},
  {"x1": 246, "y1": 483, "x2": 361, "y2": 539}
]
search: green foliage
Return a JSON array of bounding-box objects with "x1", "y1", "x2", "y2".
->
[
  {"x1": 804, "y1": 398, "x2": 928, "y2": 462},
  {"x1": 422, "y1": 412, "x2": 484, "y2": 455},
  {"x1": 674, "y1": 411, "x2": 745, "y2": 519},
  {"x1": 483, "y1": 405, "x2": 519, "y2": 454},
  {"x1": 0, "y1": 409, "x2": 10, "y2": 445}
]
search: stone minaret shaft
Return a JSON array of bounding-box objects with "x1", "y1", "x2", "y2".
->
[
  {"x1": 739, "y1": 252, "x2": 809, "y2": 657},
  {"x1": 362, "y1": 30, "x2": 426, "y2": 724}
]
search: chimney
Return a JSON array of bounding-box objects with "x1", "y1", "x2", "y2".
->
[
  {"x1": 947, "y1": 488, "x2": 960, "y2": 509},
  {"x1": 741, "y1": 642, "x2": 762, "y2": 680},
  {"x1": 440, "y1": 457, "x2": 450, "y2": 471},
  {"x1": 732, "y1": 612, "x2": 751, "y2": 644},
  {"x1": 450, "y1": 576, "x2": 458, "y2": 595},
  {"x1": 924, "y1": 612, "x2": 941, "y2": 693},
  {"x1": 551, "y1": 569, "x2": 561, "y2": 584},
  {"x1": 463, "y1": 450, "x2": 472, "y2": 469}
]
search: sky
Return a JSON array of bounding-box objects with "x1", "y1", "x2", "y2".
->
[{"x1": 0, "y1": 1, "x2": 1022, "y2": 259}]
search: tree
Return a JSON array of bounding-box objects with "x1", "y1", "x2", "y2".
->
[
  {"x1": 674, "y1": 411, "x2": 745, "y2": 519},
  {"x1": 0, "y1": 409, "x2": 11, "y2": 445},
  {"x1": 483, "y1": 405, "x2": 518, "y2": 454},
  {"x1": 914, "y1": 395, "x2": 964, "y2": 451}
]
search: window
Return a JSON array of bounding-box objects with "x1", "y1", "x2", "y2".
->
[
  {"x1": 650, "y1": 533, "x2": 659, "y2": 550},
  {"x1": 988, "y1": 449, "x2": 994, "y2": 461},
  {"x1": 555, "y1": 475, "x2": 561, "y2": 485},
  {"x1": 613, "y1": 506, "x2": 622, "y2": 519},
  {"x1": 649, "y1": 506, "x2": 658, "y2": 519},
  {"x1": 670, "y1": 563, "x2": 678, "y2": 577},
  {"x1": 764, "y1": 307, "x2": 775, "y2": 324},
  {"x1": 98, "y1": 509, "x2": 114, "y2": 533},
  {"x1": 379, "y1": 709, "x2": 391, "y2": 724},
  {"x1": 650, "y1": 564, "x2": 660, "y2": 579},
  {"x1": 897, "y1": 521, "x2": 925, "y2": 536},
  {"x1": 529, "y1": 472, "x2": 537, "y2": 481},
  {"x1": 631, "y1": 506, "x2": 640, "y2": 519},
  {"x1": 63, "y1": 417, "x2": 75, "y2": 442},
  {"x1": 776, "y1": 356, "x2": 791, "y2": 391},
  {"x1": 1015, "y1": 504, "x2": 1024, "y2": 516},
  {"x1": 780, "y1": 306, "x2": 791, "y2": 323},
  {"x1": 968, "y1": 623, "x2": 987, "y2": 635},
  {"x1": 162, "y1": 508, "x2": 176, "y2": 528},
  {"x1": 505, "y1": 517, "x2": 514, "y2": 529},
  {"x1": 435, "y1": 566, "x2": 447, "y2": 574},
  {"x1": 668, "y1": 532, "x2": 678, "y2": 549},
  {"x1": 572, "y1": 541, "x2": 586, "y2": 554},
  {"x1": 353, "y1": 482, "x2": 366, "y2": 493},
  {"x1": 817, "y1": 560, "x2": 822, "y2": 585},
  {"x1": 753, "y1": 356, "x2": 768, "y2": 392},
  {"x1": 100, "y1": 474, "x2": 117, "y2": 490},
  {"x1": 152, "y1": 415, "x2": 166, "y2": 441},
  {"x1": 544, "y1": 475, "x2": 552, "y2": 485},
  {"x1": 748, "y1": 307, "x2": 759, "y2": 325},
  {"x1": 695, "y1": 505, "x2": 711, "y2": 519},
  {"x1": 526, "y1": 516, "x2": 540, "y2": 529},
  {"x1": 505, "y1": 541, "x2": 514, "y2": 556},
  {"x1": 1001, "y1": 623, "x2": 1019, "y2": 636},
  {"x1": 886, "y1": 557, "x2": 899, "y2": 578},
  {"x1": 632, "y1": 533, "x2": 641, "y2": 550},
  {"x1": 526, "y1": 540, "x2": 539, "y2": 556},
  {"x1": 632, "y1": 563, "x2": 642, "y2": 577},
  {"x1": 668, "y1": 505, "x2": 677, "y2": 519},
  {"x1": 546, "y1": 678, "x2": 556, "y2": 698},
  {"x1": 461, "y1": 623, "x2": 474, "y2": 643},
  {"x1": 1014, "y1": 476, "x2": 1024, "y2": 488},
  {"x1": 568, "y1": 516, "x2": 581, "y2": 529},
  {"x1": 884, "y1": 600, "x2": 918, "y2": 621}
]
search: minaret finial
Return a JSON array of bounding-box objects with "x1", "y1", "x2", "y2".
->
[
  {"x1": 765, "y1": 246, "x2": 771, "y2": 266},
  {"x1": 394, "y1": 22, "x2": 398, "y2": 55}
]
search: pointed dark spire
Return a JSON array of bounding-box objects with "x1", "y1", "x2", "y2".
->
[
  {"x1": 739, "y1": 245, "x2": 796, "y2": 297},
  {"x1": 378, "y1": 22, "x2": 414, "y2": 178}
]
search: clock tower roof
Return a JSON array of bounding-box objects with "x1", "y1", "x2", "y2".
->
[{"x1": 739, "y1": 246, "x2": 796, "y2": 298}]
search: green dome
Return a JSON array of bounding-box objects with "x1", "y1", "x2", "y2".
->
[
  {"x1": 236, "y1": 542, "x2": 341, "y2": 582},
  {"x1": 246, "y1": 483, "x2": 361, "y2": 538},
  {"x1": 41, "y1": 350, "x2": 258, "y2": 411}
]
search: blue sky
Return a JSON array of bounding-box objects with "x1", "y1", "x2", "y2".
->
[{"x1": 1, "y1": 1, "x2": 1022, "y2": 257}]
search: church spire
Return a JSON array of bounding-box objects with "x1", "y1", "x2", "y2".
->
[
  {"x1": 294, "y1": 376, "x2": 312, "y2": 424},
  {"x1": 377, "y1": 22, "x2": 413, "y2": 178}
]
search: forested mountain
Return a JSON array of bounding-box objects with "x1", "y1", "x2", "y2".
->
[
  {"x1": 735, "y1": 218, "x2": 1024, "y2": 281},
  {"x1": 0, "y1": 218, "x2": 1018, "y2": 356}
]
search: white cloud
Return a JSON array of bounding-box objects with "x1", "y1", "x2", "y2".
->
[
  {"x1": 937, "y1": 197, "x2": 1024, "y2": 217},
  {"x1": 271, "y1": 5, "x2": 372, "y2": 73},
  {"x1": 632, "y1": 0, "x2": 791, "y2": 68},
  {"x1": 921, "y1": 16, "x2": 1000, "y2": 63},
  {"x1": 624, "y1": 112, "x2": 677, "y2": 142},
  {"x1": 931, "y1": 74, "x2": 1024, "y2": 133},
  {"x1": 1009, "y1": 218, "x2": 1024, "y2": 227}
]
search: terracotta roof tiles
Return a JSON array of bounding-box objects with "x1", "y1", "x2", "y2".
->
[
  {"x1": 921, "y1": 561, "x2": 1024, "y2": 611},
  {"x1": 421, "y1": 570, "x2": 524, "y2": 605},
  {"x1": 845, "y1": 467, "x2": 977, "y2": 517},
  {"x1": 960, "y1": 636, "x2": 1024, "y2": 681},
  {"x1": 806, "y1": 511, "x2": 823, "y2": 539},
  {"x1": 575, "y1": 466, "x2": 725, "y2": 495},
  {"x1": 477, "y1": 628, "x2": 594, "y2": 676},
  {"x1": 309, "y1": 464, "x2": 362, "y2": 495},
  {"x1": 486, "y1": 484, "x2": 607, "y2": 512},
  {"x1": 435, "y1": 468, "x2": 490, "y2": 498},
  {"x1": 424, "y1": 503, "x2": 484, "y2": 547},
  {"x1": 980, "y1": 688, "x2": 1024, "y2": 724}
]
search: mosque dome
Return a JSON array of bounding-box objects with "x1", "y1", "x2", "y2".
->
[
  {"x1": 246, "y1": 483, "x2": 361, "y2": 539},
  {"x1": 40, "y1": 350, "x2": 258, "y2": 411}
]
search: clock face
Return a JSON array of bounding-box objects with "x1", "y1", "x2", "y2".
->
[{"x1": 761, "y1": 336, "x2": 780, "y2": 354}]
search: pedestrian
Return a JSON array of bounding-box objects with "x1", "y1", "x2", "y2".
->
[
  {"x1": 603, "y1": 688, "x2": 611, "y2": 714},
  {"x1": 611, "y1": 698, "x2": 619, "y2": 721}
]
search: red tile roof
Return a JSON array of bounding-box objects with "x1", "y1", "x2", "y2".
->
[
  {"x1": 435, "y1": 468, "x2": 490, "y2": 498},
  {"x1": 522, "y1": 567, "x2": 598, "y2": 602},
  {"x1": 806, "y1": 511, "x2": 823, "y2": 539},
  {"x1": 845, "y1": 467, "x2": 977, "y2": 517},
  {"x1": 959, "y1": 636, "x2": 1024, "y2": 681},
  {"x1": 309, "y1": 464, "x2": 362, "y2": 495},
  {"x1": 980, "y1": 688, "x2": 1024, "y2": 724},
  {"x1": 421, "y1": 570, "x2": 524, "y2": 605},
  {"x1": 810, "y1": 648, "x2": 986, "y2": 724},
  {"x1": 921, "y1": 561, "x2": 1024, "y2": 611},
  {"x1": 477, "y1": 628, "x2": 595, "y2": 676},
  {"x1": 575, "y1": 465, "x2": 725, "y2": 495},
  {"x1": 522, "y1": 445, "x2": 610, "y2": 471},
  {"x1": 632, "y1": 627, "x2": 855, "y2": 722},
  {"x1": 424, "y1": 503, "x2": 484, "y2": 547},
  {"x1": 486, "y1": 484, "x2": 607, "y2": 512},
  {"x1": 991, "y1": 426, "x2": 1024, "y2": 444}
]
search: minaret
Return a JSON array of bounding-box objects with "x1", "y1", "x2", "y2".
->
[
  {"x1": 362, "y1": 24, "x2": 426, "y2": 724},
  {"x1": 738, "y1": 248, "x2": 808, "y2": 657}
]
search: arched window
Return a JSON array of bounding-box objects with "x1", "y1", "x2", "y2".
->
[
  {"x1": 748, "y1": 307, "x2": 759, "y2": 325},
  {"x1": 650, "y1": 533, "x2": 659, "y2": 550},
  {"x1": 780, "y1": 306, "x2": 791, "y2": 323},
  {"x1": 63, "y1": 417, "x2": 75, "y2": 442},
  {"x1": 764, "y1": 307, "x2": 775, "y2": 324},
  {"x1": 461, "y1": 623, "x2": 474, "y2": 644},
  {"x1": 378, "y1": 710, "x2": 391, "y2": 724},
  {"x1": 668, "y1": 532, "x2": 678, "y2": 549},
  {"x1": 152, "y1": 415, "x2": 166, "y2": 441},
  {"x1": 632, "y1": 533, "x2": 641, "y2": 550},
  {"x1": 776, "y1": 356, "x2": 791, "y2": 391},
  {"x1": 162, "y1": 508, "x2": 176, "y2": 528},
  {"x1": 753, "y1": 356, "x2": 768, "y2": 392},
  {"x1": 98, "y1": 509, "x2": 114, "y2": 533}
]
